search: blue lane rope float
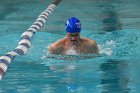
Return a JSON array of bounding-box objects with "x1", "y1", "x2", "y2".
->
[{"x1": 0, "y1": 0, "x2": 61, "y2": 80}]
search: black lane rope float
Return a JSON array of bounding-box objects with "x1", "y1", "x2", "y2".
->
[{"x1": 0, "y1": 0, "x2": 61, "y2": 80}]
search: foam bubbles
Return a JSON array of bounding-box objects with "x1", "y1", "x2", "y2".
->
[
  {"x1": 98, "y1": 40, "x2": 116, "y2": 56},
  {"x1": 66, "y1": 46, "x2": 78, "y2": 55}
]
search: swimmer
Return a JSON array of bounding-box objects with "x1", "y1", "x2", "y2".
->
[{"x1": 48, "y1": 17, "x2": 99, "y2": 55}]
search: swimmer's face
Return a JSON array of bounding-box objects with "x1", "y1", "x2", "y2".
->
[{"x1": 66, "y1": 32, "x2": 80, "y2": 42}]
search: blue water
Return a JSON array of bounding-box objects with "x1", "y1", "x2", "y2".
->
[{"x1": 0, "y1": 0, "x2": 140, "y2": 93}]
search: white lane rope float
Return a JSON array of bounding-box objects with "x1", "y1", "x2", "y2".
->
[{"x1": 0, "y1": 0, "x2": 61, "y2": 80}]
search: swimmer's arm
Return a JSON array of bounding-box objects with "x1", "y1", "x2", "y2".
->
[
  {"x1": 48, "y1": 44, "x2": 58, "y2": 54},
  {"x1": 48, "y1": 39, "x2": 65, "y2": 54},
  {"x1": 48, "y1": 43, "x2": 63, "y2": 54},
  {"x1": 89, "y1": 41, "x2": 99, "y2": 54}
]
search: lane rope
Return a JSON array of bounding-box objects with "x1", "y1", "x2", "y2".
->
[{"x1": 0, "y1": 0, "x2": 61, "y2": 80}]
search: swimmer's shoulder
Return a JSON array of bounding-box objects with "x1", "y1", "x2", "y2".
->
[
  {"x1": 49, "y1": 38, "x2": 66, "y2": 49},
  {"x1": 81, "y1": 37, "x2": 97, "y2": 45},
  {"x1": 80, "y1": 37, "x2": 99, "y2": 54},
  {"x1": 48, "y1": 38, "x2": 66, "y2": 54}
]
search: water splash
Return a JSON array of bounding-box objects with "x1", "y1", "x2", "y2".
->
[
  {"x1": 98, "y1": 40, "x2": 116, "y2": 56},
  {"x1": 66, "y1": 46, "x2": 78, "y2": 55}
]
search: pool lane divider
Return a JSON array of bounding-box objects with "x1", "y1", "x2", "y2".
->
[{"x1": 0, "y1": 0, "x2": 61, "y2": 80}]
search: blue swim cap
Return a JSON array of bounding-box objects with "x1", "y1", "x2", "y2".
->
[{"x1": 65, "y1": 17, "x2": 81, "y2": 33}]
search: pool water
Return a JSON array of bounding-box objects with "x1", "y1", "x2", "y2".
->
[{"x1": 0, "y1": 0, "x2": 140, "y2": 93}]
